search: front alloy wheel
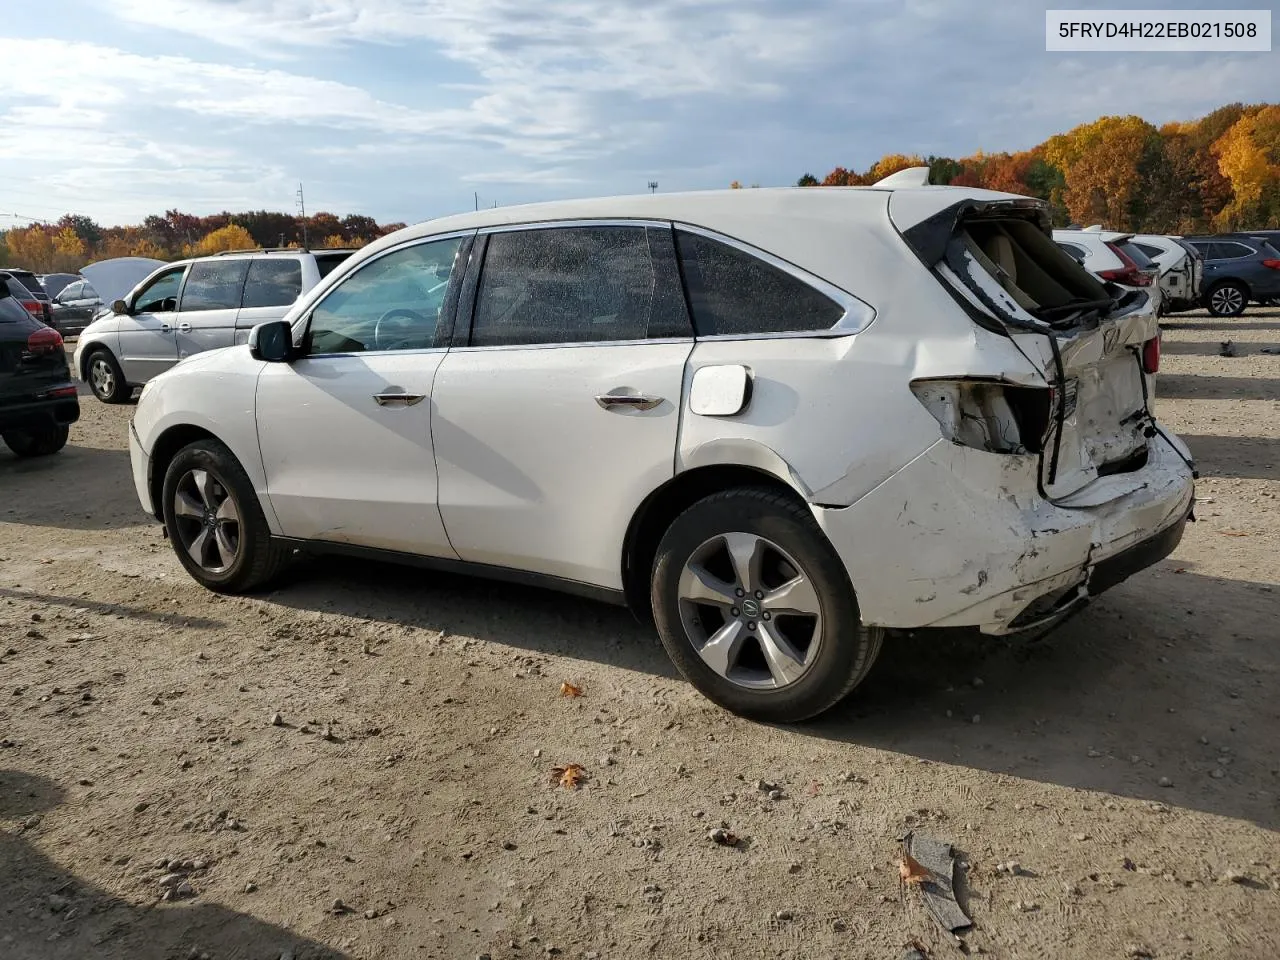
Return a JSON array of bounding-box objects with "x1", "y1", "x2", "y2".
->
[
  {"x1": 172, "y1": 468, "x2": 241, "y2": 574},
  {"x1": 1207, "y1": 282, "x2": 1246, "y2": 317},
  {"x1": 678, "y1": 532, "x2": 823, "y2": 690},
  {"x1": 161, "y1": 439, "x2": 288, "y2": 592}
]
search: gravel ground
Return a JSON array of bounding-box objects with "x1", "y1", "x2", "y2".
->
[{"x1": 2, "y1": 308, "x2": 1278, "y2": 960}]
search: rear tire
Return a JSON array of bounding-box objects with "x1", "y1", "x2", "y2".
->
[
  {"x1": 2, "y1": 423, "x2": 69, "y2": 457},
  {"x1": 86, "y1": 348, "x2": 129, "y2": 403},
  {"x1": 161, "y1": 439, "x2": 288, "y2": 593},
  {"x1": 1205, "y1": 281, "x2": 1247, "y2": 318},
  {"x1": 651, "y1": 487, "x2": 883, "y2": 723}
]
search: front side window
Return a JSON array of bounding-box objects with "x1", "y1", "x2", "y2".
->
[
  {"x1": 242, "y1": 258, "x2": 303, "y2": 308},
  {"x1": 133, "y1": 267, "x2": 187, "y2": 314},
  {"x1": 675, "y1": 230, "x2": 845, "y2": 336},
  {"x1": 470, "y1": 226, "x2": 661, "y2": 347},
  {"x1": 180, "y1": 260, "x2": 250, "y2": 312},
  {"x1": 307, "y1": 236, "x2": 462, "y2": 355}
]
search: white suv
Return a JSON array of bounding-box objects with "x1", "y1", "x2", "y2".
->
[
  {"x1": 73, "y1": 248, "x2": 354, "y2": 403},
  {"x1": 128, "y1": 185, "x2": 1195, "y2": 721}
]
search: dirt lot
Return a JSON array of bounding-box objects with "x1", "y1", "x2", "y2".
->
[{"x1": 2, "y1": 309, "x2": 1278, "y2": 960}]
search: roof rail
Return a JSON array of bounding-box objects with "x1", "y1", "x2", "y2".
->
[{"x1": 213, "y1": 247, "x2": 310, "y2": 256}]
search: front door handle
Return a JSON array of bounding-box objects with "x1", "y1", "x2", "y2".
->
[
  {"x1": 160, "y1": 323, "x2": 171, "y2": 332},
  {"x1": 373, "y1": 392, "x2": 425, "y2": 407},
  {"x1": 595, "y1": 394, "x2": 663, "y2": 411}
]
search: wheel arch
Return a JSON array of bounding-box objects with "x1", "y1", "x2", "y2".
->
[
  {"x1": 1208, "y1": 275, "x2": 1251, "y2": 299},
  {"x1": 620, "y1": 464, "x2": 809, "y2": 620},
  {"x1": 79, "y1": 341, "x2": 117, "y2": 380},
  {"x1": 147, "y1": 424, "x2": 220, "y2": 521}
]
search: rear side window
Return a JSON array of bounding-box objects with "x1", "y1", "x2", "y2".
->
[
  {"x1": 6, "y1": 271, "x2": 46, "y2": 297},
  {"x1": 1134, "y1": 243, "x2": 1164, "y2": 259},
  {"x1": 1117, "y1": 242, "x2": 1155, "y2": 268},
  {"x1": 180, "y1": 260, "x2": 249, "y2": 312},
  {"x1": 315, "y1": 252, "x2": 354, "y2": 279},
  {"x1": 675, "y1": 230, "x2": 844, "y2": 337},
  {"x1": 471, "y1": 226, "x2": 668, "y2": 347},
  {"x1": 1056, "y1": 241, "x2": 1089, "y2": 261},
  {"x1": 1217, "y1": 241, "x2": 1255, "y2": 259},
  {"x1": 242, "y1": 258, "x2": 303, "y2": 308}
]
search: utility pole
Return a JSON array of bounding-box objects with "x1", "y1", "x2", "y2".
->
[
  {"x1": 647, "y1": 181, "x2": 658, "y2": 194},
  {"x1": 296, "y1": 182, "x2": 308, "y2": 249},
  {"x1": 475, "y1": 191, "x2": 479, "y2": 212}
]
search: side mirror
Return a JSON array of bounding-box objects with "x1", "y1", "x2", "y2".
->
[
  {"x1": 111, "y1": 299, "x2": 129, "y2": 315},
  {"x1": 248, "y1": 319, "x2": 297, "y2": 363}
]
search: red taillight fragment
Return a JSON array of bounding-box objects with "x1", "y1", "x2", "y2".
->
[
  {"x1": 21, "y1": 299, "x2": 43, "y2": 315},
  {"x1": 1141, "y1": 336, "x2": 1160, "y2": 375},
  {"x1": 1100, "y1": 243, "x2": 1154, "y2": 286},
  {"x1": 1262, "y1": 258, "x2": 1280, "y2": 270},
  {"x1": 40, "y1": 385, "x2": 79, "y2": 399},
  {"x1": 26, "y1": 327, "x2": 64, "y2": 355}
]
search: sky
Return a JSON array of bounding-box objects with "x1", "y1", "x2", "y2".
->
[{"x1": 0, "y1": 0, "x2": 1274, "y2": 228}]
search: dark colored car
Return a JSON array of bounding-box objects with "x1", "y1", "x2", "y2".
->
[
  {"x1": 1183, "y1": 234, "x2": 1280, "y2": 317},
  {"x1": 0, "y1": 267, "x2": 52, "y2": 317},
  {"x1": 0, "y1": 279, "x2": 78, "y2": 457},
  {"x1": 0, "y1": 270, "x2": 52, "y2": 325},
  {"x1": 39, "y1": 272, "x2": 81, "y2": 300},
  {"x1": 49, "y1": 278, "x2": 104, "y2": 336}
]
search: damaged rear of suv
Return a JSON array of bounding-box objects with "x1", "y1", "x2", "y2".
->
[{"x1": 812, "y1": 189, "x2": 1194, "y2": 639}]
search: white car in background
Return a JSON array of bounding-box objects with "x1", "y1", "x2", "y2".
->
[
  {"x1": 1131, "y1": 235, "x2": 1204, "y2": 314},
  {"x1": 127, "y1": 182, "x2": 1195, "y2": 722},
  {"x1": 1053, "y1": 227, "x2": 1162, "y2": 315},
  {"x1": 73, "y1": 248, "x2": 354, "y2": 403}
]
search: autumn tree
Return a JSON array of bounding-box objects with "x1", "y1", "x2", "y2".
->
[
  {"x1": 4, "y1": 226, "x2": 57, "y2": 272},
  {"x1": 1212, "y1": 105, "x2": 1280, "y2": 229},
  {"x1": 191, "y1": 224, "x2": 256, "y2": 256},
  {"x1": 1044, "y1": 115, "x2": 1162, "y2": 229}
]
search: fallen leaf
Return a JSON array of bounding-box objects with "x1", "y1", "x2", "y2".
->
[
  {"x1": 807, "y1": 780, "x2": 821, "y2": 796},
  {"x1": 1173, "y1": 567, "x2": 1187, "y2": 574},
  {"x1": 560, "y1": 681, "x2": 583, "y2": 698},
  {"x1": 899, "y1": 852, "x2": 931, "y2": 887},
  {"x1": 551, "y1": 763, "x2": 586, "y2": 790}
]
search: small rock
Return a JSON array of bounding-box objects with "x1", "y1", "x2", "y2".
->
[
  {"x1": 1210, "y1": 768, "x2": 1225, "y2": 779},
  {"x1": 767, "y1": 789, "x2": 784, "y2": 802},
  {"x1": 1072, "y1": 833, "x2": 1089, "y2": 842},
  {"x1": 831, "y1": 918, "x2": 847, "y2": 932},
  {"x1": 331, "y1": 898, "x2": 348, "y2": 913},
  {"x1": 244, "y1": 882, "x2": 257, "y2": 893},
  {"x1": 971, "y1": 714, "x2": 981, "y2": 724},
  {"x1": 1014, "y1": 899, "x2": 1039, "y2": 912},
  {"x1": 755, "y1": 780, "x2": 776, "y2": 792},
  {"x1": 533, "y1": 748, "x2": 542, "y2": 758},
  {"x1": 270, "y1": 712, "x2": 284, "y2": 726},
  {"x1": 47, "y1": 894, "x2": 69, "y2": 913},
  {"x1": 134, "y1": 801, "x2": 149, "y2": 813},
  {"x1": 972, "y1": 676, "x2": 984, "y2": 687},
  {"x1": 1125, "y1": 943, "x2": 1154, "y2": 959},
  {"x1": 707, "y1": 828, "x2": 739, "y2": 847},
  {"x1": 788, "y1": 862, "x2": 802, "y2": 874},
  {"x1": 1087, "y1": 749, "x2": 1102, "y2": 758},
  {"x1": 772, "y1": 909, "x2": 794, "y2": 921},
  {"x1": 1158, "y1": 776, "x2": 1173, "y2": 788},
  {"x1": 175, "y1": 880, "x2": 195, "y2": 898},
  {"x1": 159, "y1": 873, "x2": 184, "y2": 888},
  {"x1": 1223, "y1": 868, "x2": 1250, "y2": 884},
  {"x1": 502, "y1": 841, "x2": 518, "y2": 851}
]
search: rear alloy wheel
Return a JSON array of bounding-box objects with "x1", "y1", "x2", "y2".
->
[
  {"x1": 162, "y1": 439, "x2": 288, "y2": 592},
  {"x1": 87, "y1": 349, "x2": 129, "y2": 403},
  {"x1": 652, "y1": 487, "x2": 883, "y2": 722},
  {"x1": 2, "y1": 423, "x2": 69, "y2": 457},
  {"x1": 1206, "y1": 281, "x2": 1247, "y2": 318}
]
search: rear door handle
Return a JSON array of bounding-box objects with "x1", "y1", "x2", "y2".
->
[
  {"x1": 373, "y1": 392, "x2": 426, "y2": 407},
  {"x1": 595, "y1": 394, "x2": 663, "y2": 411},
  {"x1": 178, "y1": 322, "x2": 192, "y2": 332}
]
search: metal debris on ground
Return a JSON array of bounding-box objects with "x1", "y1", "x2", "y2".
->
[{"x1": 902, "y1": 831, "x2": 972, "y2": 934}]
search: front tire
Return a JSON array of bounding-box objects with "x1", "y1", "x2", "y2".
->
[
  {"x1": 161, "y1": 439, "x2": 288, "y2": 593},
  {"x1": 86, "y1": 349, "x2": 129, "y2": 403},
  {"x1": 2, "y1": 423, "x2": 69, "y2": 457},
  {"x1": 1206, "y1": 281, "x2": 1247, "y2": 317},
  {"x1": 651, "y1": 487, "x2": 883, "y2": 723}
]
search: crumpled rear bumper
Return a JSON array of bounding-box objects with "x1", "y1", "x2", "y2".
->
[{"x1": 812, "y1": 432, "x2": 1195, "y2": 633}]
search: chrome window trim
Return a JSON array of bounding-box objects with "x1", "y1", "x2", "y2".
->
[
  {"x1": 1214, "y1": 241, "x2": 1255, "y2": 260},
  {"x1": 292, "y1": 346, "x2": 450, "y2": 361},
  {"x1": 291, "y1": 229, "x2": 476, "y2": 354},
  {"x1": 672, "y1": 222, "x2": 876, "y2": 337},
  {"x1": 449, "y1": 336, "x2": 694, "y2": 354},
  {"x1": 475, "y1": 218, "x2": 672, "y2": 235}
]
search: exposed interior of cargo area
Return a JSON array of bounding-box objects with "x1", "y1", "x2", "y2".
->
[{"x1": 893, "y1": 194, "x2": 1188, "y2": 503}]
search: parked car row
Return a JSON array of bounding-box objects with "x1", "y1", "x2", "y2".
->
[
  {"x1": 0, "y1": 277, "x2": 78, "y2": 458},
  {"x1": 1052, "y1": 226, "x2": 1280, "y2": 317},
  {"x1": 124, "y1": 178, "x2": 1196, "y2": 722},
  {"x1": 73, "y1": 248, "x2": 354, "y2": 402}
]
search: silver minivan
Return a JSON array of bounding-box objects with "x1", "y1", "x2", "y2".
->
[{"x1": 73, "y1": 249, "x2": 353, "y2": 403}]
